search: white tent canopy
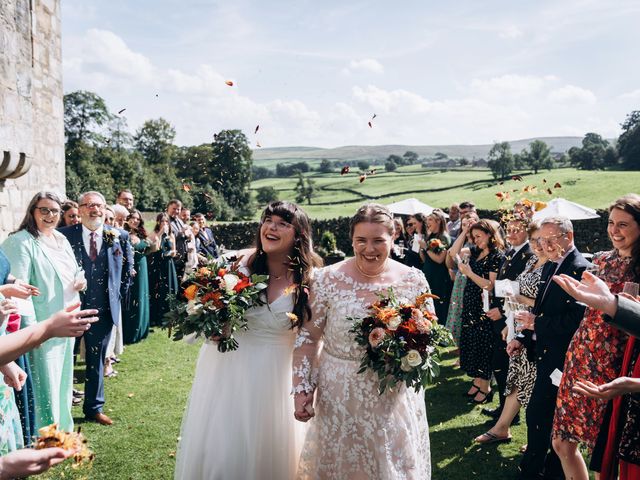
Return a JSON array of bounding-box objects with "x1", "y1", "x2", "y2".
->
[
  {"x1": 532, "y1": 198, "x2": 599, "y2": 221},
  {"x1": 386, "y1": 198, "x2": 446, "y2": 217}
]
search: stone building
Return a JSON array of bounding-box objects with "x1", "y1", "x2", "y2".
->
[{"x1": 0, "y1": 0, "x2": 65, "y2": 239}]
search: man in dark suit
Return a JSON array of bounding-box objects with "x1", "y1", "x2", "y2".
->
[
  {"x1": 60, "y1": 191, "x2": 128, "y2": 426},
  {"x1": 508, "y1": 216, "x2": 589, "y2": 479},
  {"x1": 484, "y1": 218, "x2": 534, "y2": 419},
  {"x1": 166, "y1": 199, "x2": 190, "y2": 280},
  {"x1": 194, "y1": 213, "x2": 219, "y2": 259}
]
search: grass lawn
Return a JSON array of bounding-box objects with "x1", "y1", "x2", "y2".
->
[
  {"x1": 251, "y1": 167, "x2": 640, "y2": 219},
  {"x1": 45, "y1": 332, "x2": 594, "y2": 479}
]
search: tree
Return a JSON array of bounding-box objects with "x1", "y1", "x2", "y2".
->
[
  {"x1": 458, "y1": 157, "x2": 469, "y2": 166},
  {"x1": 434, "y1": 152, "x2": 448, "y2": 160},
  {"x1": 618, "y1": 110, "x2": 640, "y2": 170},
  {"x1": 521, "y1": 140, "x2": 552, "y2": 174},
  {"x1": 357, "y1": 160, "x2": 370, "y2": 171},
  {"x1": 64, "y1": 91, "x2": 113, "y2": 146},
  {"x1": 384, "y1": 161, "x2": 397, "y2": 172},
  {"x1": 568, "y1": 133, "x2": 610, "y2": 170},
  {"x1": 134, "y1": 118, "x2": 177, "y2": 166},
  {"x1": 251, "y1": 166, "x2": 274, "y2": 180},
  {"x1": 403, "y1": 151, "x2": 419, "y2": 164},
  {"x1": 318, "y1": 159, "x2": 333, "y2": 173},
  {"x1": 294, "y1": 172, "x2": 316, "y2": 205},
  {"x1": 487, "y1": 141, "x2": 514, "y2": 180},
  {"x1": 256, "y1": 186, "x2": 279, "y2": 205}
]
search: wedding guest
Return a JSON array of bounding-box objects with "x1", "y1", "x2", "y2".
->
[
  {"x1": 419, "y1": 209, "x2": 453, "y2": 322},
  {"x1": 509, "y1": 216, "x2": 589, "y2": 480},
  {"x1": 552, "y1": 194, "x2": 640, "y2": 480},
  {"x1": 147, "y1": 213, "x2": 179, "y2": 327},
  {"x1": 404, "y1": 212, "x2": 428, "y2": 269},
  {"x1": 455, "y1": 219, "x2": 505, "y2": 404},
  {"x1": 116, "y1": 189, "x2": 134, "y2": 212},
  {"x1": 447, "y1": 203, "x2": 461, "y2": 240},
  {"x1": 458, "y1": 200, "x2": 477, "y2": 216},
  {"x1": 3, "y1": 192, "x2": 86, "y2": 434},
  {"x1": 293, "y1": 203, "x2": 434, "y2": 478},
  {"x1": 58, "y1": 201, "x2": 80, "y2": 227},
  {"x1": 193, "y1": 213, "x2": 218, "y2": 259},
  {"x1": 123, "y1": 209, "x2": 151, "y2": 344},
  {"x1": 390, "y1": 217, "x2": 407, "y2": 262},
  {"x1": 483, "y1": 218, "x2": 534, "y2": 420},
  {"x1": 112, "y1": 204, "x2": 129, "y2": 229},
  {"x1": 175, "y1": 201, "x2": 322, "y2": 479},
  {"x1": 60, "y1": 191, "x2": 128, "y2": 426},
  {"x1": 475, "y1": 220, "x2": 545, "y2": 444},
  {"x1": 166, "y1": 200, "x2": 190, "y2": 280},
  {"x1": 180, "y1": 208, "x2": 191, "y2": 224},
  {"x1": 555, "y1": 271, "x2": 640, "y2": 480},
  {"x1": 445, "y1": 211, "x2": 479, "y2": 346}
]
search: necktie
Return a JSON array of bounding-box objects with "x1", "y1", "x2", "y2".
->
[{"x1": 90, "y1": 232, "x2": 97, "y2": 261}]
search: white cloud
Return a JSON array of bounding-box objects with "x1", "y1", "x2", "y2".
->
[
  {"x1": 619, "y1": 89, "x2": 640, "y2": 100},
  {"x1": 548, "y1": 85, "x2": 597, "y2": 105},
  {"x1": 470, "y1": 74, "x2": 557, "y2": 99},
  {"x1": 499, "y1": 25, "x2": 523, "y2": 39},
  {"x1": 343, "y1": 58, "x2": 384, "y2": 75}
]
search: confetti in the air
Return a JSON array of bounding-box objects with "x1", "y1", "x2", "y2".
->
[
  {"x1": 359, "y1": 174, "x2": 367, "y2": 183},
  {"x1": 117, "y1": 108, "x2": 126, "y2": 115},
  {"x1": 554, "y1": 182, "x2": 562, "y2": 188},
  {"x1": 225, "y1": 80, "x2": 234, "y2": 86},
  {"x1": 182, "y1": 184, "x2": 191, "y2": 192},
  {"x1": 511, "y1": 175, "x2": 523, "y2": 182},
  {"x1": 254, "y1": 125, "x2": 260, "y2": 134},
  {"x1": 368, "y1": 121, "x2": 373, "y2": 128},
  {"x1": 340, "y1": 166, "x2": 350, "y2": 175}
]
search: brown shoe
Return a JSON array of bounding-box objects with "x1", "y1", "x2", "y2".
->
[{"x1": 88, "y1": 412, "x2": 113, "y2": 426}]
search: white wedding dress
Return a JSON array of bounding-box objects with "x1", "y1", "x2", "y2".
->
[
  {"x1": 293, "y1": 265, "x2": 433, "y2": 480},
  {"x1": 175, "y1": 293, "x2": 306, "y2": 479}
]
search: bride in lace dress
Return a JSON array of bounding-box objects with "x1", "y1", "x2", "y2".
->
[
  {"x1": 175, "y1": 201, "x2": 322, "y2": 480},
  {"x1": 293, "y1": 203, "x2": 433, "y2": 480}
]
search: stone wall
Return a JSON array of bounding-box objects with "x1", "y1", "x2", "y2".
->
[{"x1": 0, "y1": 0, "x2": 65, "y2": 239}]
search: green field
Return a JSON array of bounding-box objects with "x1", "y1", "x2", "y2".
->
[
  {"x1": 42, "y1": 332, "x2": 544, "y2": 480},
  {"x1": 251, "y1": 167, "x2": 640, "y2": 219}
]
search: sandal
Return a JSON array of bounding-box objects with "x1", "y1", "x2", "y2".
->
[
  {"x1": 474, "y1": 431, "x2": 512, "y2": 444},
  {"x1": 470, "y1": 389, "x2": 494, "y2": 404},
  {"x1": 464, "y1": 383, "x2": 482, "y2": 397}
]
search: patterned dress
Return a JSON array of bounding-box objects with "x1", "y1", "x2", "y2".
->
[
  {"x1": 445, "y1": 271, "x2": 467, "y2": 346},
  {"x1": 552, "y1": 250, "x2": 632, "y2": 448},
  {"x1": 504, "y1": 255, "x2": 542, "y2": 408},
  {"x1": 459, "y1": 248, "x2": 504, "y2": 380}
]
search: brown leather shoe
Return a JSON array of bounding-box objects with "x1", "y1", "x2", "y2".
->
[{"x1": 88, "y1": 412, "x2": 113, "y2": 426}]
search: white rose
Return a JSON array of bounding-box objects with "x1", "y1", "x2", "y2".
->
[
  {"x1": 387, "y1": 315, "x2": 402, "y2": 331},
  {"x1": 400, "y1": 350, "x2": 422, "y2": 372},
  {"x1": 222, "y1": 274, "x2": 239, "y2": 294},
  {"x1": 186, "y1": 300, "x2": 202, "y2": 316}
]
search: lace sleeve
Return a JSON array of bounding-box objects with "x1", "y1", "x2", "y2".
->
[
  {"x1": 292, "y1": 267, "x2": 329, "y2": 395},
  {"x1": 404, "y1": 268, "x2": 436, "y2": 316}
]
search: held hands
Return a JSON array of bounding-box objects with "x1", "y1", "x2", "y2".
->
[
  {"x1": 506, "y1": 339, "x2": 523, "y2": 357},
  {"x1": 0, "y1": 362, "x2": 27, "y2": 391},
  {"x1": 0, "y1": 447, "x2": 73, "y2": 479},
  {"x1": 44, "y1": 303, "x2": 99, "y2": 339},
  {"x1": 515, "y1": 311, "x2": 535, "y2": 332},
  {"x1": 573, "y1": 377, "x2": 640, "y2": 400},
  {"x1": 293, "y1": 391, "x2": 315, "y2": 422}
]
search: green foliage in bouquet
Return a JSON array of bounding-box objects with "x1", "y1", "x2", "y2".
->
[
  {"x1": 349, "y1": 288, "x2": 453, "y2": 394},
  {"x1": 163, "y1": 256, "x2": 268, "y2": 352}
]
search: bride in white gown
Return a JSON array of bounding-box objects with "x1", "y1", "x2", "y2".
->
[
  {"x1": 175, "y1": 201, "x2": 322, "y2": 480},
  {"x1": 293, "y1": 203, "x2": 433, "y2": 480}
]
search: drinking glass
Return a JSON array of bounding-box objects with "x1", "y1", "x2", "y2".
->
[{"x1": 623, "y1": 282, "x2": 640, "y2": 297}]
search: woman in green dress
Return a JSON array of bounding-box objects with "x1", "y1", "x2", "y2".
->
[
  {"x1": 419, "y1": 209, "x2": 453, "y2": 323},
  {"x1": 2, "y1": 192, "x2": 85, "y2": 433},
  {"x1": 123, "y1": 210, "x2": 151, "y2": 344},
  {"x1": 147, "y1": 213, "x2": 179, "y2": 327}
]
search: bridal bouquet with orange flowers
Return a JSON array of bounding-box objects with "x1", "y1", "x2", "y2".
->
[
  {"x1": 427, "y1": 237, "x2": 447, "y2": 253},
  {"x1": 163, "y1": 256, "x2": 268, "y2": 352},
  {"x1": 349, "y1": 288, "x2": 453, "y2": 394}
]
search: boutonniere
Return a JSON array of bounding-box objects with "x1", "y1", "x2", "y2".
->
[{"x1": 103, "y1": 229, "x2": 120, "y2": 247}]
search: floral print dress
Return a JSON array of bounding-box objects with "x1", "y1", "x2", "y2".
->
[{"x1": 552, "y1": 250, "x2": 632, "y2": 449}]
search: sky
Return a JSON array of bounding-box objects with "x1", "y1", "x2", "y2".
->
[{"x1": 61, "y1": 0, "x2": 640, "y2": 148}]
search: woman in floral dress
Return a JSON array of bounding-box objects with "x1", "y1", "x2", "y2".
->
[{"x1": 552, "y1": 195, "x2": 640, "y2": 480}]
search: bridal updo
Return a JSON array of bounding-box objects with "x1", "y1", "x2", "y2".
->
[
  {"x1": 349, "y1": 203, "x2": 395, "y2": 239},
  {"x1": 250, "y1": 201, "x2": 323, "y2": 328}
]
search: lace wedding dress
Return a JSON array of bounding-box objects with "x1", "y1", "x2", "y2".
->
[
  {"x1": 293, "y1": 264, "x2": 433, "y2": 479},
  {"x1": 175, "y1": 293, "x2": 306, "y2": 479}
]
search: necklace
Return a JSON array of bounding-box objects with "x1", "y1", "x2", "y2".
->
[{"x1": 355, "y1": 258, "x2": 387, "y2": 279}]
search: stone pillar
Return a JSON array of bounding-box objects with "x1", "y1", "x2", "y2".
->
[{"x1": 0, "y1": 0, "x2": 65, "y2": 240}]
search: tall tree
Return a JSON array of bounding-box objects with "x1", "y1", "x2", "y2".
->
[
  {"x1": 618, "y1": 110, "x2": 640, "y2": 170},
  {"x1": 403, "y1": 151, "x2": 419, "y2": 164},
  {"x1": 569, "y1": 133, "x2": 610, "y2": 170},
  {"x1": 134, "y1": 118, "x2": 177, "y2": 166},
  {"x1": 63, "y1": 91, "x2": 113, "y2": 146},
  {"x1": 521, "y1": 140, "x2": 552, "y2": 174},
  {"x1": 487, "y1": 141, "x2": 514, "y2": 180}
]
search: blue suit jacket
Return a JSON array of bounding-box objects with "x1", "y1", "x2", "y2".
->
[{"x1": 60, "y1": 224, "x2": 125, "y2": 325}]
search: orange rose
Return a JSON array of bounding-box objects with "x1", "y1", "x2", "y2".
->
[
  {"x1": 202, "y1": 291, "x2": 224, "y2": 308},
  {"x1": 198, "y1": 267, "x2": 211, "y2": 276},
  {"x1": 233, "y1": 277, "x2": 253, "y2": 293},
  {"x1": 218, "y1": 268, "x2": 227, "y2": 277},
  {"x1": 375, "y1": 307, "x2": 399, "y2": 324},
  {"x1": 184, "y1": 284, "x2": 199, "y2": 301}
]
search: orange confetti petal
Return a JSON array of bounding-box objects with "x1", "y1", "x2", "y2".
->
[
  {"x1": 225, "y1": 80, "x2": 234, "y2": 86},
  {"x1": 341, "y1": 166, "x2": 350, "y2": 175},
  {"x1": 182, "y1": 183, "x2": 191, "y2": 192},
  {"x1": 368, "y1": 121, "x2": 372, "y2": 128},
  {"x1": 359, "y1": 174, "x2": 367, "y2": 183},
  {"x1": 554, "y1": 182, "x2": 562, "y2": 188}
]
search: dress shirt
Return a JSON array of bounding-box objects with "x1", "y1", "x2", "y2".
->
[{"x1": 82, "y1": 224, "x2": 104, "y2": 257}]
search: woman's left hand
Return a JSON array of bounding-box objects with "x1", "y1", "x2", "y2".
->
[
  {"x1": 0, "y1": 362, "x2": 27, "y2": 391},
  {"x1": 457, "y1": 261, "x2": 471, "y2": 276},
  {"x1": 573, "y1": 377, "x2": 640, "y2": 400}
]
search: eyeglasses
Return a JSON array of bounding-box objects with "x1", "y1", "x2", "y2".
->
[
  {"x1": 263, "y1": 218, "x2": 293, "y2": 230},
  {"x1": 36, "y1": 207, "x2": 61, "y2": 217},
  {"x1": 406, "y1": 223, "x2": 416, "y2": 227},
  {"x1": 79, "y1": 202, "x2": 106, "y2": 210},
  {"x1": 535, "y1": 233, "x2": 567, "y2": 245}
]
